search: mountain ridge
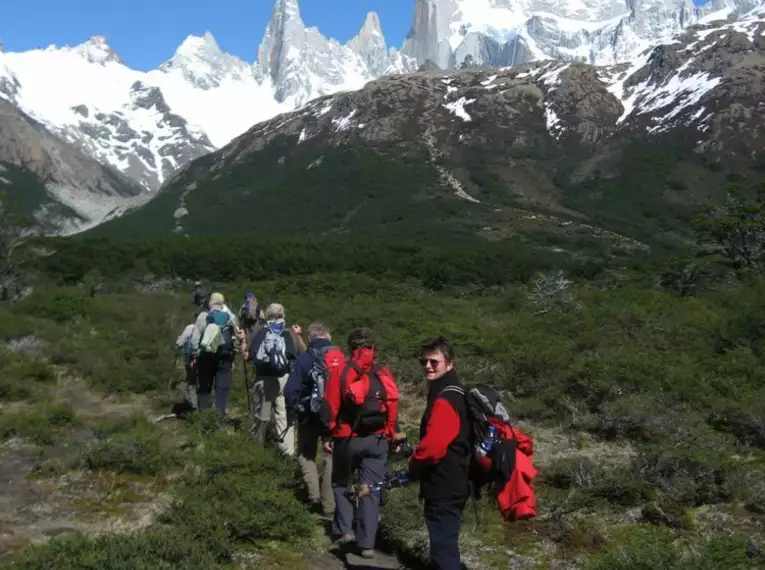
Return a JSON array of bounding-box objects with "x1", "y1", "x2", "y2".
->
[
  {"x1": 1, "y1": 0, "x2": 763, "y2": 234},
  {"x1": 90, "y1": 5, "x2": 765, "y2": 254}
]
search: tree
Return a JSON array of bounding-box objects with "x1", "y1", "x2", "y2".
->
[
  {"x1": 693, "y1": 182, "x2": 765, "y2": 274},
  {"x1": 527, "y1": 270, "x2": 577, "y2": 315},
  {"x1": 659, "y1": 258, "x2": 706, "y2": 297},
  {"x1": 0, "y1": 193, "x2": 40, "y2": 299}
]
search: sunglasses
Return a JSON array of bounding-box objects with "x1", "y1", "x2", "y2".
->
[{"x1": 419, "y1": 358, "x2": 444, "y2": 368}]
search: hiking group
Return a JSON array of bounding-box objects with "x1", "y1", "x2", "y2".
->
[{"x1": 175, "y1": 283, "x2": 537, "y2": 570}]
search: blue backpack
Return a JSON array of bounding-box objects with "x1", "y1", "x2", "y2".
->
[{"x1": 200, "y1": 309, "x2": 234, "y2": 357}]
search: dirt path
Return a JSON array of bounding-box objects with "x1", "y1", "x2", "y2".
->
[{"x1": 0, "y1": 438, "x2": 84, "y2": 556}]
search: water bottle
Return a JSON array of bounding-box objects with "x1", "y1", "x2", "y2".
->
[{"x1": 477, "y1": 425, "x2": 497, "y2": 455}]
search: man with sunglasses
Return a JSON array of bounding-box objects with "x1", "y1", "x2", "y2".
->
[{"x1": 408, "y1": 336, "x2": 471, "y2": 570}]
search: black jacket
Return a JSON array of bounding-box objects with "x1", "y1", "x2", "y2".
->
[{"x1": 417, "y1": 369, "x2": 472, "y2": 501}]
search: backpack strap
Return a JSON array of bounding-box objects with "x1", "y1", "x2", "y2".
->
[
  {"x1": 439, "y1": 385, "x2": 465, "y2": 398},
  {"x1": 338, "y1": 361, "x2": 372, "y2": 433},
  {"x1": 370, "y1": 364, "x2": 388, "y2": 401}
]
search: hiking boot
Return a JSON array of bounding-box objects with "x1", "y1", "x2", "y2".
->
[
  {"x1": 335, "y1": 533, "x2": 354, "y2": 545},
  {"x1": 359, "y1": 548, "x2": 375, "y2": 559}
]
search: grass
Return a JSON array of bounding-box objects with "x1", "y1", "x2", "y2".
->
[{"x1": 3, "y1": 265, "x2": 765, "y2": 568}]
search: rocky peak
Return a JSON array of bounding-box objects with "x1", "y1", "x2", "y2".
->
[
  {"x1": 73, "y1": 35, "x2": 124, "y2": 65},
  {"x1": 360, "y1": 12, "x2": 384, "y2": 38},
  {"x1": 257, "y1": 0, "x2": 306, "y2": 87},
  {"x1": 347, "y1": 12, "x2": 389, "y2": 76},
  {"x1": 129, "y1": 81, "x2": 171, "y2": 114},
  {"x1": 160, "y1": 31, "x2": 255, "y2": 89}
]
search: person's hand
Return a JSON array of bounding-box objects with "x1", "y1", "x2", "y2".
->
[
  {"x1": 393, "y1": 432, "x2": 408, "y2": 442},
  {"x1": 323, "y1": 441, "x2": 333, "y2": 454},
  {"x1": 291, "y1": 324, "x2": 302, "y2": 336}
]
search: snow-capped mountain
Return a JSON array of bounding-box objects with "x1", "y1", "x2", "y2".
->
[
  {"x1": 400, "y1": 0, "x2": 761, "y2": 69},
  {"x1": 0, "y1": 0, "x2": 410, "y2": 194},
  {"x1": 95, "y1": 4, "x2": 765, "y2": 244},
  {"x1": 0, "y1": 97, "x2": 146, "y2": 235},
  {"x1": 1, "y1": 0, "x2": 763, "y2": 236}
]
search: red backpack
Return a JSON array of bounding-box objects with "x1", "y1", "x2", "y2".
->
[{"x1": 340, "y1": 362, "x2": 399, "y2": 435}]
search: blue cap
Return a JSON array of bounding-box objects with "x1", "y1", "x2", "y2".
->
[{"x1": 244, "y1": 291, "x2": 256, "y2": 300}]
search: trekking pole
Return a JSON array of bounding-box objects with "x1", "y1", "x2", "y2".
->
[
  {"x1": 243, "y1": 354, "x2": 251, "y2": 415},
  {"x1": 167, "y1": 352, "x2": 179, "y2": 393}
]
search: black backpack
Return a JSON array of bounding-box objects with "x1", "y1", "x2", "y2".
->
[
  {"x1": 340, "y1": 362, "x2": 391, "y2": 435},
  {"x1": 464, "y1": 384, "x2": 518, "y2": 496},
  {"x1": 296, "y1": 346, "x2": 334, "y2": 430}
]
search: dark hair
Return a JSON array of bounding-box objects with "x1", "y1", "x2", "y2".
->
[
  {"x1": 419, "y1": 336, "x2": 454, "y2": 362},
  {"x1": 348, "y1": 327, "x2": 375, "y2": 350}
]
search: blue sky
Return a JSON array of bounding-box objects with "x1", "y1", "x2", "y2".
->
[{"x1": 0, "y1": 0, "x2": 414, "y2": 70}]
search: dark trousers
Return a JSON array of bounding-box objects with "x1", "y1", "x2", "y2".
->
[
  {"x1": 196, "y1": 353, "x2": 233, "y2": 416},
  {"x1": 331, "y1": 435, "x2": 388, "y2": 549},
  {"x1": 424, "y1": 498, "x2": 466, "y2": 570}
]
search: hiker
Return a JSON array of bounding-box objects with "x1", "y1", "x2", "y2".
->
[
  {"x1": 192, "y1": 281, "x2": 207, "y2": 308},
  {"x1": 408, "y1": 336, "x2": 471, "y2": 570},
  {"x1": 325, "y1": 327, "x2": 402, "y2": 559},
  {"x1": 189, "y1": 292, "x2": 245, "y2": 416},
  {"x1": 175, "y1": 319, "x2": 198, "y2": 410},
  {"x1": 245, "y1": 302, "x2": 305, "y2": 457},
  {"x1": 284, "y1": 322, "x2": 344, "y2": 517},
  {"x1": 238, "y1": 291, "x2": 265, "y2": 345}
]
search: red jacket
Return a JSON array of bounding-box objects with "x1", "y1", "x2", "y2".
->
[
  {"x1": 411, "y1": 397, "x2": 461, "y2": 465},
  {"x1": 476, "y1": 420, "x2": 537, "y2": 522},
  {"x1": 325, "y1": 347, "x2": 399, "y2": 440}
]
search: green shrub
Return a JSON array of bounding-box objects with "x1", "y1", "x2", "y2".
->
[
  {"x1": 0, "y1": 350, "x2": 55, "y2": 401},
  {"x1": 1, "y1": 528, "x2": 227, "y2": 570},
  {"x1": 86, "y1": 423, "x2": 172, "y2": 476},
  {"x1": 585, "y1": 526, "x2": 681, "y2": 570},
  {"x1": 162, "y1": 431, "x2": 314, "y2": 545},
  {"x1": 634, "y1": 444, "x2": 738, "y2": 507},
  {"x1": 543, "y1": 457, "x2": 651, "y2": 509},
  {"x1": 0, "y1": 403, "x2": 76, "y2": 445},
  {"x1": 12, "y1": 291, "x2": 92, "y2": 324}
]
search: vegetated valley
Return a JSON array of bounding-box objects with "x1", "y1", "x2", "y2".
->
[
  {"x1": 2, "y1": 174, "x2": 765, "y2": 569},
  {"x1": 3, "y1": 10, "x2": 765, "y2": 569}
]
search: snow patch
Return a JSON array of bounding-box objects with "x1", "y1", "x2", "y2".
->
[
  {"x1": 331, "y1": 109, "x2": 357, "y2": 131},
  {"x1": 316, "y1": 103, "x2": 333, "y2": 116},
  {"x1": 540, "y1": 64, "x2": 570, "y2": 88},
  {"x1": 545, "y1": 105, "x2": 564, "y2": 139},
  {"x1": 444, "y1": 97, "x2": 476, "y2": 122},
  {"x1": 637, "y1": 72, "x2": 722, "y2": 129}
]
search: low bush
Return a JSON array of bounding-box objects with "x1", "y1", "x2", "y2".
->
[
  {"x1": 161, "y1": 430, "x2": 314, "y2": 546},
  {"x1": 0, "y1": 349, "x2": 55, "y2": 401},
  {"x1": 586, "y1": 526, "x2": 765, "y2": 570},
  {"x1": 0, "y1": 403, "x2": 77, "y2": 445},
  {"x1": 1, "y1": 528, "x2": 227, "y2": 570},
  {"x1": 86, "y1": 422, "x2": 173, "y2": 476}
]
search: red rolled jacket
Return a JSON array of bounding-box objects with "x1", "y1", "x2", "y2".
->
[{"x1": 475, "y1": 419, "x2": 537, "y2": 522}]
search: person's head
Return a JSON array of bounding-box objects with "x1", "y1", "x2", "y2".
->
[
  {"x1": 244, "y1": 291, "x2": 256, "y2": 302},
  {"x1": 265, "y1": 302, "x2": 285, "y2": 321},
  {"x1": 209, "y1": 292, "x2": 225, "y2": 308},
  {"x1": 419, "y1": 336, "x2": 455, "y2": 382},
  {"x1": 307, "y1": 322, "x2": 331, "y2": 342},
  {"x1": 348, "y1": 327, "x2": 375, "y2": 352}
]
